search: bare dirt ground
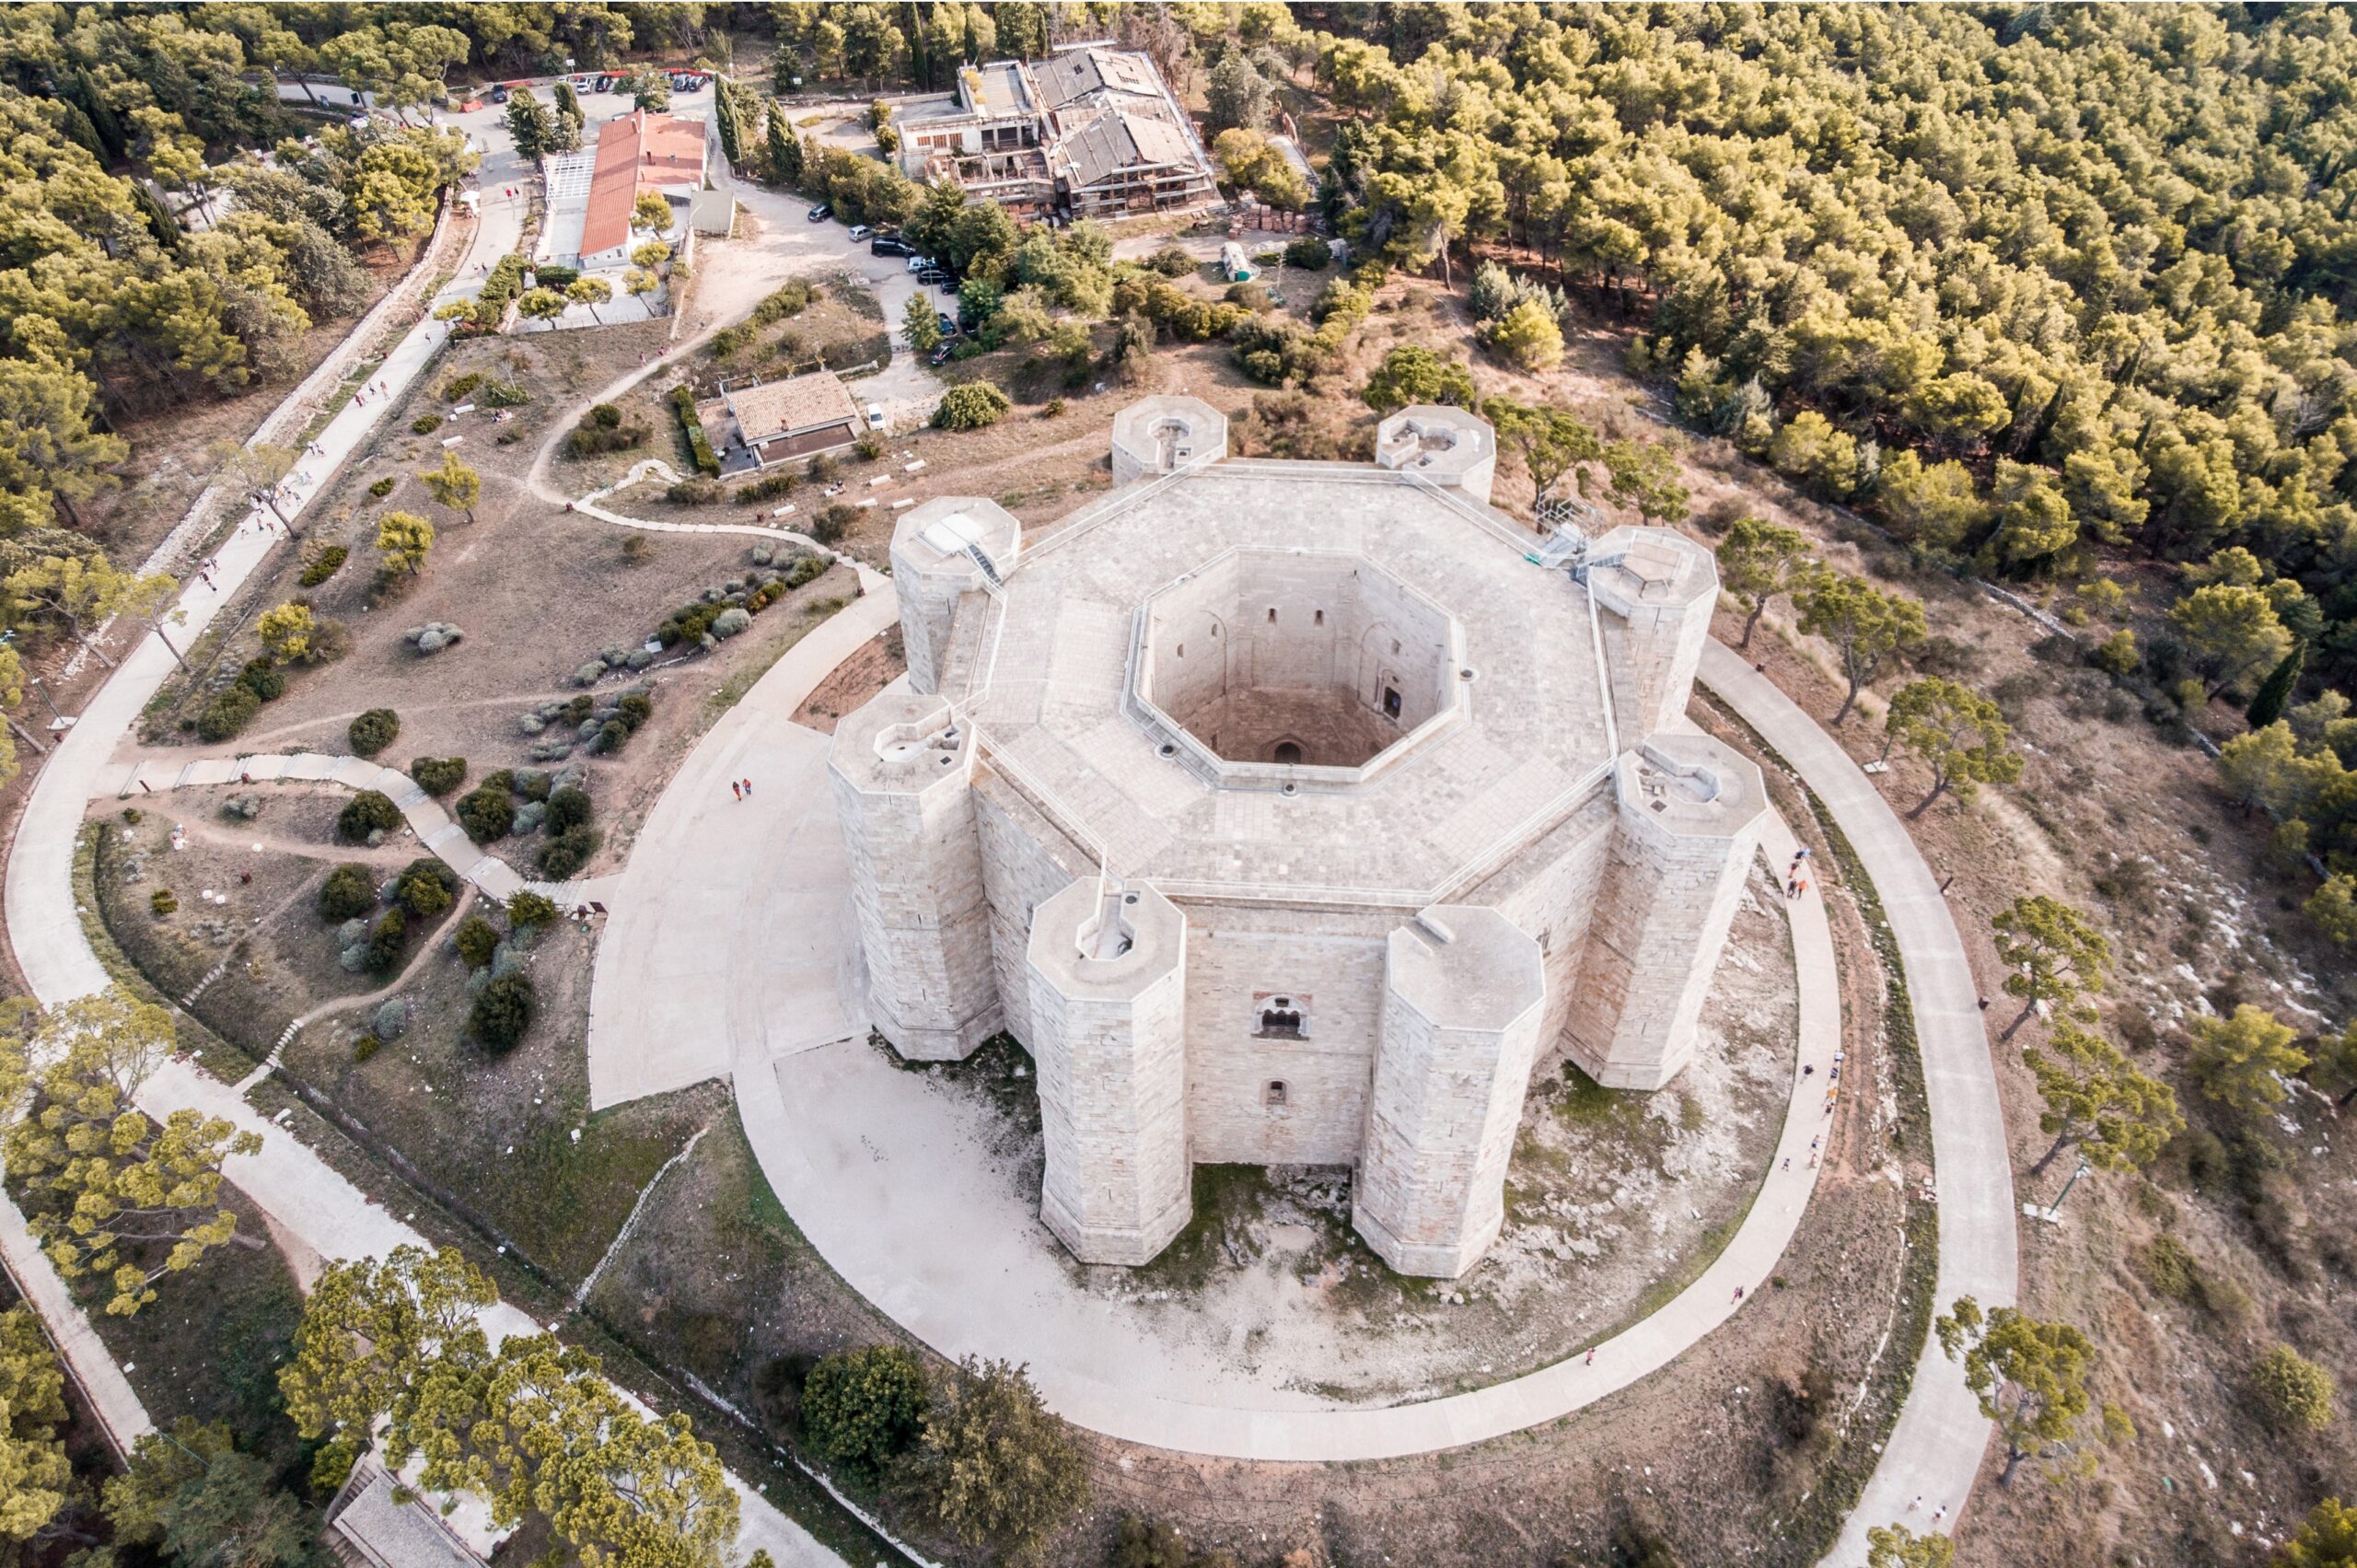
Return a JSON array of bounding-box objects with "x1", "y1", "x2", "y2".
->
[
  {"x1": 90, "y1": 785, "x2": 466, "y2": 1063},
  {"x1": 131, "y1": 324, "x2": 871, "y2": 880},
  {"x1": 789, "y1": 626, "x2": 905, "y2": 733}
]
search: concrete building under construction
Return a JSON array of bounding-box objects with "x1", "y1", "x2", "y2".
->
[{"x1": 888, "y1": 42, "x2": 1218, "y2": 220}]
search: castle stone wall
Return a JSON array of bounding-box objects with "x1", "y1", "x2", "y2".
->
[
  {"x1": 973, "y1": 776, "x2": 1095, "y2": 1049},
  {"x1": 1353, "y1": 906, "x2": 1546, "y2": 1277},
  {"x1": 1178, "y1": 904, "x2": 1391, "y2": 1165},
  {"x1": 828, "y1": 697, "x2": 1002, "y2": 1061},
  {"x1": 1028, "y1": 880, "x2": 1193, "y2": 1264},
  {"x1": 1562, "y1": 736, "x2": 1768, "y2": 1088}
]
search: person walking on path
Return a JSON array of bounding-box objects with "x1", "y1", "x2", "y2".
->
[
  {"x1": 1585, "y1": 1348, "x2": 1595, "y2": 1365},
  {"x1": 741, "y1": 777, "x2": 753, "y2": 796},
  {"x1": 1731, "y1": 1284, "x2": 1744, "y2": 1303},
  {"x1": 730, "y1": 780, "x2": 741, "y2": 801}
]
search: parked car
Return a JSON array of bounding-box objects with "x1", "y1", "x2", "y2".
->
[
  {"x1": 916, "y1": 268, "x2": 951, "y2": 286},
  {"x1": 807, "y1": 203, "x2": 832, "y2": 222},
  {"x1": 847, "y1": 224, "x2": 872, "y2": 241},
  {"x1": 929, "y1": 343, "x2": 955, "y2": 366},
  {"x1": 490, "y1": 84, "x2": 511, "y2": 103},
  {"x1": 865, "y1": 401, "x2": 887, "y2": 431},
  {"x1": 905, "y1": 254, "x2": 935, "y2": 273},
  {"x1": 935, "y1": 312, "x2": 959, "y2": 337},
  {"x1": 593, "y1": 74, "x2": 618, "y2": 93},
  {"x1": 870, "y1": 235, "x2": 914, "y2": 258}
]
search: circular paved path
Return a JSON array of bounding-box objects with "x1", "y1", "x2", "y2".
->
[{"x1": 586, "y1": 600, "x2": 2015, "y2": 1559}]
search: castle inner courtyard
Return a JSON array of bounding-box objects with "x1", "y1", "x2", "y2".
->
[{"x1": 826, "y1": 398, "x2": 1787, "y2": 1283}]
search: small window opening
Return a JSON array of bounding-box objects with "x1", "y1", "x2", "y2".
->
[
  {"x1": 1260, "y1": 1005, "x2": 1305, "y2": 1039},
  {"x1": 1177, "y1": 643, "x2": 1184, "y2": 657},
  {"x1": 1392, "y1": 638, "x2": 1401, "y2": 655},
  {"x1": 1383, "y1": 686, "x2": 1402, "y2": 719},
  {"x1": 1272, "y1": 740, "x2": 1303, "y2": 766},
  {"x1": 1314, "y1": 609, "x2": 1325, "y2": 626},
  {"x1": 1264, "y1": 1080, "x2": 1289, "y2": 1107},
  {"x1": 1267, "y1": 607, "x2": 1278, "y2": 623}
]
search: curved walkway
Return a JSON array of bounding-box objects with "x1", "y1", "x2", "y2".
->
[
  {"x1": 571, "y1": 458, "x2": 869, "y2": 565},
  {"x1": 88, "y1": 750, "x2": 618, "y2": 908},
  {"x1": 585, "y1": 616, "x2": 2015, "y2": 1549},
  {"x1": 1700, "y1": 644, "x2": 2016, "y2": 1563},
  {"x1": 584, "y1": 610, "x2": 1848, "y2": 1463}
]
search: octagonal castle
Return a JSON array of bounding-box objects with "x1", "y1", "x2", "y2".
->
[{"x1": 829, "y1": 397, "x2": 1767, "y2": 1279}]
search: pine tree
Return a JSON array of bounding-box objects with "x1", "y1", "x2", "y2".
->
[{"x1": 2246, "y1": 643, "x2": 2304, "y2": 728}]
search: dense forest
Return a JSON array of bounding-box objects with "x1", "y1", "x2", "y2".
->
[{"x1": 1286, "y1": 3, "x2": 2357, "y2": 936}]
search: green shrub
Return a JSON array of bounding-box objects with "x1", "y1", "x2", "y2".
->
[
  {"x1": 337, "y1": 790, "x2": 402, "y2": 842},
  {"x1": 149, "y1": 889, "x2": 178, "y2": 917},
  {"x1": 1145, "y1": 246, "x2": 1197, "y2": 277},
  {"x1": 363, "y1": 906, "x2": 407, "y2": 972},
  {"x1": 470, "y1": 970, "x2": 536, "y2": 1051},
  {"x1": 348, "y1": 708, "x2": 400, "y2": 757},
  {"x1": 670, "y1": 385, "x2": 721, "y2": 476},
  {"x1": 898, "y1": 1357, "x2": 1086, "y2": 1562},
  {"x1": 394, "y1": 857, "x2": 459, "y2": 918},
  {"x1": 410, "y1": 755, "x2": 468, "y2": 796},
  {"x1": 934, "y1": 381, "x2": 1011, "y2": 430},
  {"x1": 534, "y1": 262, "x2": 579, "y2": 288},
  {"x1": 512, "y1": 769, "x2": 551, "y2": 802},
  {"x1": 411, "y1": 413, "x2": 443, "y2": 436},
  {"x1": 590, "y1": 718, "x2": 631, "y2": 754},
  {"x1": 455, "y1": 784, "x2": 515, "y2": 842},
  {"x1": 236, "y1": 659, "x2": 285, "y2": 702},
  {"x1": 565, "y1": 403, "x2": 651, "y2": 457},
  {"x1": 299, "y1": 545, "x2": 348, "y2": 587},
  {"x1": 809, "y1": 505, "x2": 857, "y2": 546},
  {"x1": 2254, "y1": 1345, "x2": 2337, "y2": 1431},
  {"x1": 800, "y1": 1345, "x2": 928, "y2": 1485},
  {"x1": 735, "y1": 471, "x2": 799, "y2": 504},
  {"x1": 353, "y1": 1037, "x2": 381, "y2": 1063},
  {"x1": 505, "y1": 889, "x2": 558, "y2": 927},
  {"x1": 441, "y1": 371, "x2": 484, "y2": 402},
  {"x1": 318, "y1": 863, "x2": 377, "y2": 922},
  {"x1": 854, "y1": 436, "x2": 883, "y2": 462},
  {"x1": 479, "y1": 378, "x2": 530, "y2": 408},
  {"x1": 367, "y1": 476, "x2": 397, "y2": 498},
  {"x1": 1283, "y1": 233, "x2": 1332, "y2": 270},
  {"x1": 617, "y1": 692, "x2": 653, "y2": 730},
  {"x1": 537, "y1": 823, "x2": 600, "y2": 879},
  {"x1": 453, "y1": 914, "x2": 501, "y2": 968},
  {"x1": 545, "y1": 786, "x2": 592, "y2": 832},
  {"x1": 667, "y1": 479, "x2": 724, "y2": 505},
  {"x1": 194, "y1": 685, "x2": 261, "y2": 742}
]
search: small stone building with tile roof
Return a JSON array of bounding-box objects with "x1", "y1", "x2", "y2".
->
[
  {"x1": 720, "y1": 370, "x2": 862, "y2": 468},
  {"x1": 828, "y1": 399, "x2": 1766, "y2": 1279}
]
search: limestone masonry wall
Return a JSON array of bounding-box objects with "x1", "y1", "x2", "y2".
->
[{"x1": 829, "y1": 412, "x2": 1761, "y2": 1278}]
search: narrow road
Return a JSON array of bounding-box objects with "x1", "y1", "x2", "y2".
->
[{"x1": 1699, "y1": 643, "x2": 2017, "y2": 1565}]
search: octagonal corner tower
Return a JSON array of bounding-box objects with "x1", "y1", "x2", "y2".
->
[{"x1": 831, "y1": 399, "x2": 1766, "y2": 1276}]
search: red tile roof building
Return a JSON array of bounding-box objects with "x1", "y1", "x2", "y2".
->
[{"x1": 579, "y1": 110, "x2": 707, "y2": 263}]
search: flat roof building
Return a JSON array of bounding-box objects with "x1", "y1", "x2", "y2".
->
[
  {"x1": 889, "y1": 42, "x2": 1217, "y2": 220},
  {"x1": 719, "y1": 370, "x2": 863, "y2": 470}
]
